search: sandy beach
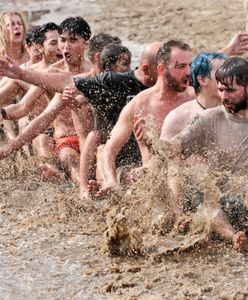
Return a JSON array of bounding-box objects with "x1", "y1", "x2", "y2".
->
[{"x1": 0, "y1": 1, "x2": 248, "y2": 299}]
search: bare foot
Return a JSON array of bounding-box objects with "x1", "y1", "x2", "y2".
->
[
  {"x1": 87, "y1": 179, "x2": 101, "y2": 196},
  {"x1": 232, "y1": 231, "x2": 248, "y2": 252},
  {"x1": 37, "y1": 163, "x2": 65, "y2": 183}
]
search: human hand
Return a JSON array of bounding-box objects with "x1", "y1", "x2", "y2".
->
[
  {"x1": 62, "y1": 86, "x2": 77, "y2": 102},
  {"x1": 223, "y1": 32, "x2": 248, "y2": 56},
  {"x1": 62, "y1": 86, "x2": 88, "y2": 107},
  {"x1": 0, "y1": 55, "x2": 22, "y2": 79},
  {"x1": 133, "y1": 113, "x2": 151, "y2": 146}
]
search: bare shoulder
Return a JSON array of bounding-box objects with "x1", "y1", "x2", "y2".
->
[
  {"x1": 47, "y1": 61, "x2": 66, "y2": 73},
  {"x1": 132, "y1": 86, "x2": 153, "y2": 106},
  {"x1": 167, "y1": 99, "x2": 196, "y2": 119}
]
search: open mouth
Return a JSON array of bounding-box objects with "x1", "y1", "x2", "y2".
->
[
  {"x1": 14, "y1": 32, "x2": 21, "y2": 38},
  {"x1": 223, "y1": 99, "x2": 233, "y2": 107},
  {"x1": 182, "y1": 78, "x2": 189, "y2": 85},
  {"x1": 64, "y1": 51, "x2": 71, "y2": 59},
  {"x1": 56, "y1": 53, "x2": 63, "y2": 60}
]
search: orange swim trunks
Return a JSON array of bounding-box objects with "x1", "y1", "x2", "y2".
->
[{"x1": 55, "y1": 136, "x2": 80, "y2": 153}]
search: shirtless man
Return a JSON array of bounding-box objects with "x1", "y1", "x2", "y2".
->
[
  {"x1": 160, "y1": 56, "x2": 248, "y2": 251},
  {"x1": 0, "y1": 17, "x2": 92, "y2": 183},
  {"x1": 90, "y1": 40, "x2": 193, "y2": 197}
]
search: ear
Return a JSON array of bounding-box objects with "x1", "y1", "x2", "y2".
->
[
  {"x1": 36, "y1": 44, "x2": 44, "y2": 54},
  {"x1": 141, "y1": 63, "x2": 150, "y2": 75},
  {"x1": 24, "y1": 43, "x2": 30, "y2": 53},
  {"x1": 197, "y1": 75, "x2": 208, "y2": 87},
  {"x1": 157, "y1": 63, "x2": 165, "y2": 75},
  {"x1": 94, "y1": 52, "x2": 100, "y2": 62}
]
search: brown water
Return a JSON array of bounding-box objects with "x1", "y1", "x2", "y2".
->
[
  {"x1": 0, "y1": 153, "x2": 248, "y2": 299},
  {"x1": 1, "y1": 0, "x2": 248, "y2": 299}
]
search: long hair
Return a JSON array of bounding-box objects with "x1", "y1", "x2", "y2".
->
[{"x1": 0, "y1": 11, "x2": 28, "y2": 58}]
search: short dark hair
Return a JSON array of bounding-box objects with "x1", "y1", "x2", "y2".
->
[
  {"x1": 59, "y1": 17, "x2": 91, "y2": 41},
  {"x1": 88, "y1": 33, "x2": 121, "y2": 61},
  {"x1": 34, "y1": 22, "x2": 59, "y2": 45},
  {"x1": 100, "y1": 43, "x2": 131, "y2": 71},
  {"x1": 215, "y1": 56, "x2": 248, "y2": 87},
  {"x1": 156, "y1": 39, "x2": 191, "y2": 65},
  {"x1": 25, "y1": 25, "x2": 41, "y2": 46}
]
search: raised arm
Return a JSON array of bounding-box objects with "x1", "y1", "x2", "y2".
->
[
  {"x1": 0, "y1": 56, "x2": 75, "y2": 93},
  {"x1": 219, "y1": 32, "x2": 248, "y2": 56}
]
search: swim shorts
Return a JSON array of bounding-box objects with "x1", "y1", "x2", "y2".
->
[{"x1": 55, "y1": 136, "x2": 80, "y2": 153}]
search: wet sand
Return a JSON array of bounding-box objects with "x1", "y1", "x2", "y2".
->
[{"x1": 1, "y1": 0, "x2": 248, "y2": 299}]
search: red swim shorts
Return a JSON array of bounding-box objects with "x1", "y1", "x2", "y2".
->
[{"x1": 55, "y1": 136, "x2": 80, "y2": 153}]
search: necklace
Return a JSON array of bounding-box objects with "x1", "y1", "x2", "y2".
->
[{"x1": 196, "y1": 99, "x2": 206, "y2": 110}]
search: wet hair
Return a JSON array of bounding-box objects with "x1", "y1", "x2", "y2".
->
[
  {"x1": 0, "y1": 11, "x2": 28, "y2": 57},
  {"x1": 215, "y1": 56, "x2": 248, "y2": 87},
  {"x1": 100, "y1": 43, "x2": 131, "y2": 71},
  {"x1": 34, "y1": 22, "x2": 58, "y2": 45},
  {"x1": 58, "y1": 17, "x2": 91, "y2": 41},
  {"x1": 25, "y1": 25, "x2": 41, "y2": 46},
  {"x1": 87, "y1": 33, "x2": 121, "y2": 61},
  {"x1": 190, "y1": 52, "x2": 227, "y2": 94},
  {"x1": 156, "y1": 39, "x2": 191, "y2": 65}
]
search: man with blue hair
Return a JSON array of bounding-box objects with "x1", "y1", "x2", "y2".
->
[{"x1": 159, "y1": 51, "x2": 227, "y2": 140}]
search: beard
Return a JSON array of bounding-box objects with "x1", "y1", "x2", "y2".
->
[
  {"x1": 223, "y1": 89, "x2": 248, "y2": 114},
  {"x1": 165, "y1": 70, "x2": 188, "y2": 92}
]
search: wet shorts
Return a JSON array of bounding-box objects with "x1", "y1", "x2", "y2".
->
[{"x1": 55, "y1": 136, "x2": 80, "y2": 153}]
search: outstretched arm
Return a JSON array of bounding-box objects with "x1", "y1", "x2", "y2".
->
[
  {"x1": 0, "y1": 56, "x2": 75, "y2": 93},
  {"x1": 0, "y1": 85, "x2": 47, "y2": 122},
  {"x1": 0, "y1": 78, "x2": 28, "y2": 106},
  {"x1": 0, "y1": 93, "x2": 67, "y2": 159}
]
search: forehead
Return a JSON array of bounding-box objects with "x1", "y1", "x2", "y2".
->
[
  {"x1": 3, "y1": 14, "x2": 23, "y2": 24},
  {"x1": 45, "y1": 30, "x2": 59, "y2": 40},
  {"x1": 169, "y1": 47, "x2": 192, "y2": 64},
  {"x1": 60, "y1": 30, "x2": 81, "y2": 39},
  {"x1": 217, "y1": 78, "x2": 241, "y2": 89},
  {"x1": 118, "y1": 52, "x2": 131, "y2": 60}
]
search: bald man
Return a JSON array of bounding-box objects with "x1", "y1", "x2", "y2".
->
[{"x1": 83, "y1": 40, "x2": 193, "y2": 197}]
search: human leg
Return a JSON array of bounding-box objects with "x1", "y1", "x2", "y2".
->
[{"x1": 79, "y1": 130, "x2": 102, "y2": 200}]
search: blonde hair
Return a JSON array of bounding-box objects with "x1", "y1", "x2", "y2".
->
[{"x1": 0, "y1": 11, "x2": 28, "y2": 58}]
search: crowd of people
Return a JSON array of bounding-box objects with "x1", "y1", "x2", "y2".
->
[{"x1": 0, "y1": 10, "x2": 248, "y2": 252}]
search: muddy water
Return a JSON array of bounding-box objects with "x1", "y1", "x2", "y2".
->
[
  {"x1": 1, "y1": 0, "x2": 248, "y2": 299},
  {"x1": 0, "y1": 154, "x2": 248, "y2": 299}
]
